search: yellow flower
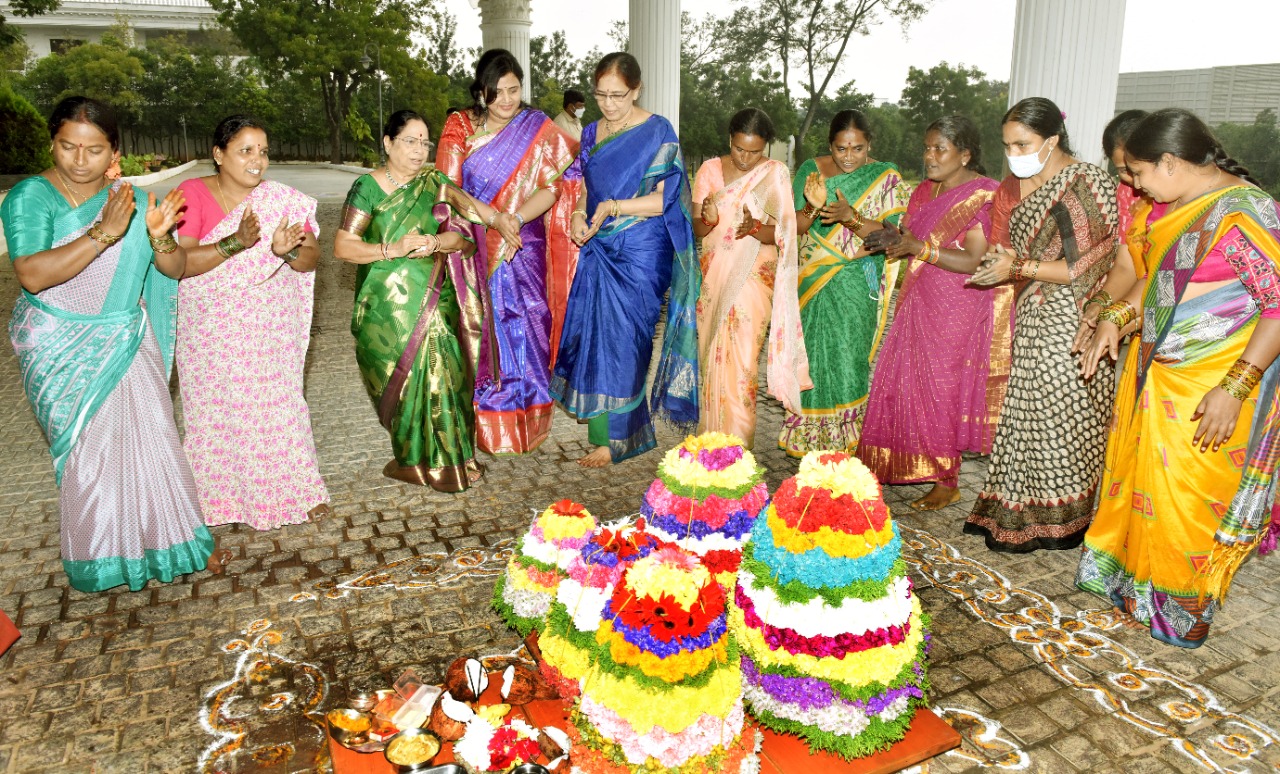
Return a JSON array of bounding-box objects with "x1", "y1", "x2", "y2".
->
[
  {"x1": 766, "y1": 508, "x2": 895, "y2": 558},
  {"x1": 626, "y1": 553, "x2": 710, "y2": 608},
  {"x1": 795, "y1": 451, "x2": 882, "y2": 501},
  {"x1": 596, "y1": 619, "x2": 727, "y2": 682},
  {"x1": 538, "y1": 508, "x2": 596, "y2": 541},
  {"x1": 579, "y1": 659, "x2": 742, "y2": 735},
  {"x1": 731, "y1": 597, "x2": 925, "y2": 686},
  {"x1": 539, "y1": 630, "x2": 595, "y2": 682},
  {"x1": 506, "y1": 561, "x2": 558, "y2": 593}
]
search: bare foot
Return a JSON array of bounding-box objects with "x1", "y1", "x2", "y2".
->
[
  {"x1": 308, "y1": 503, "x2": 333, "y2": 519},
  {"x1": 577, "y1": 446, "x2": 612, "y2": 467},
  {"x1": 208, "y1": 548, "x2": 233, "y2": 575},
  {"x1": 909, "y1": 483, "x2": 961, "y2": 511}
]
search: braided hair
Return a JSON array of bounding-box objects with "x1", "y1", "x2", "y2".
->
[{"x1": 1125, "y1": 108, "x2": 1259, "y2": 186}]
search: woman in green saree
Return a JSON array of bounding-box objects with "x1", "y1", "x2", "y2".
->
[
  {"x1": 334, "y1": 110, "x2": 493, "y2": 492},
  {"x1": 778, "y1": 110, "x2": 910, "y2": 456}
]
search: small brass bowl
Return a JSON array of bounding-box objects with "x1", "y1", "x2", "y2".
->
[
  {"x1": 383, "y1": 727, "x2": 442, "y2": 771},
  {"x1": 326, "y1": 707, "x2": 372, "y2": 747}
]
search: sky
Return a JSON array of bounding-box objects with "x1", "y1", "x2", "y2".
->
[{"x1": 442, "y1": 0, "x2": 1280, "y2": 103}]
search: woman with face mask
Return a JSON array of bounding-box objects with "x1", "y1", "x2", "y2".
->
[
  {"x1": 435, "y1": 49, "x2": 580, "y2": 457},
  {"x1": 691, "y1": 107, "x2": 808, "y2": 446},
  {"x1": 966, "y1": 97, "x2": 1119, "y2": 553}
]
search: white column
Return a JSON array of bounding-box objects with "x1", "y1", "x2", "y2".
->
[
  {"x1": 628, "y1": 0, "x2": 681, "y2": 133},
  {"x1": 1008, "y1": 0, "x2": 1126, "y2": 167},
  {"x1": 477, "y1": 0, "x2": 533, "y2": 102}
]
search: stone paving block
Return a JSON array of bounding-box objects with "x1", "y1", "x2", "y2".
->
[
  {"x1": 0, "y1": 714, "x2": 49, "y2": 745},
  {"x1": 11, "y1": 737, "x2": 67, "y2": 769},
  {"x1": 1048, "y1": 732, "x2": 1109, "y2": 770}
]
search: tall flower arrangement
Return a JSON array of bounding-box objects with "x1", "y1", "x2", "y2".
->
[
  {"x1": 494, "y1": 500, "x2": 598, "y2": 637},
  {"x1": 729, "y1": 452, "x2": 931, "y2": 759}
]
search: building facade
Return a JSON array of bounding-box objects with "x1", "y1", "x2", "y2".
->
[
  {"x1": 1116, "y1": 63, "x2": 1280, "y2": 125},
  {"x1": 1, "y1": 0, "x2": 218, "y2": 59}
]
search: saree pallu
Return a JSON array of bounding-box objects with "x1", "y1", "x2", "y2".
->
[
  {"x1": 965, "y1": 165, "x2": 1119, "y2": 552},
  {"x1": 857, "y1": 176, "x2": 1006, "y2": 486},
  {"x1": 437, "y1": 109, "x2": 578, "y2": 455},
  {"x1": 345, "y1": 171, "x2": 492, "y2": 492},
  {"x1": 692, "y1": 157, "x2": 807, "y2": 446},
  {"x1": 551, "y1": 115, "x2": 700, "y2": 461},
  {"x1": 1078, "y1": 186, "x2": 1280, "y2": 648},
  {"x1": 778, "y1": 160, "x2": 908, "y2": 457},
  {"x1": 175, "y1": 178, "x2": 328, "y2": 530},
  {"x1": 4, "y1": 177, "x2": 211, "y2": 592}
]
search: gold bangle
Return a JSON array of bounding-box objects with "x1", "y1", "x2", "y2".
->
[
  {"x1": 572, "y1": 210, "x2": 587, "y2": 221},
  {"x1": 1220, "y1": 358, "x2": 1264, "y2": 400},
  {"x1": 1086, "y1": 289, "x2": 1113, "y2": 309},
  {"x1": 86, "y1": 223, "x2": 122, "y2": 246},
  {"x1": 149, "y1": 234, "x2": 179, "y2": 254},
  {"x1": 842, "y1": 209, "x2": 864, "y2": 231},
  {"x1": 611, "y1": 199, "x2": 621, "y2": 218},
  {"x1": 800, "y1": 202, "x2": 818, "y2": 219},
  {"x1": 1027, "y1": 260, "x2": 1040, "y2": 280},
  {"x1": 1098, "y1": 301, "x2": 1137, "y2": 328}
]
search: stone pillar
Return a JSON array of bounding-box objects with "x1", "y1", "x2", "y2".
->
[
  {"x1": 628, "y1": 0, "x2": 681, "y2": 132},
  {"x1": 1008, "y1": 0, "x2": 1126, "y2": 166},
  {"x1": 477, "y1": 0, "x2": 533, "y2": 102}
]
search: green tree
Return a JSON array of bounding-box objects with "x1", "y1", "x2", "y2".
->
[
  {"x1": 862, "y1": 102, "x2": 915, "y2": 176},
  {"x1": 727, "y1": 0, "x2": 928, "y2": 162},
  {"x1": 1, "y1": 0, "x2": 59, "y2": 49},
  {"x1": 529, "y1": 31, "x2": 581, "y2": 112},
  {"x1": 799, "y1": 81, "x2": 874, "y2": 163},
  {"x1": 209, "y1": 0, "x2": 435, "y2": 163},
  {"x1": 899, "y1": 61, "x2": 1007, "y2": 177},
  {"x1": 134, "y1": 35, "x2": 248, "y2": 157},
  {"x1": 0, "y1": 80, "x2": 53, "y2": 173},
  {"x1": 1215, "y1": 109, "x2": 1280, "y2": 199},
  {"x1": 17, "y1": 25, "x2": 145, "y2": 124}
]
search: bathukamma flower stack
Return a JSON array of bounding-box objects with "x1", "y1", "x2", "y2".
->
[
  {"x1": 730, "y1": 451, "x2": 930, "y2": 759},
  {"x1": 494, "y1": 499, "x2": 597, "y2": 637},
  {"x1": 538, "y1": 521, "x2": 663, "y2": 699},
  {"x1": 569, "y1": 544, "x2": 758, "y2": 774},
  {"x1": 641, "y1": 433, "x2": 768, "y2": 584}
]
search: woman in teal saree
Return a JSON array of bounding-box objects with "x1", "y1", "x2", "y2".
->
[
  {"x1": 334, "y1": 110, "x2": 494, "y2": 491},
  {"x1": 4, "y1": 97, "x2": 221, "y2": 592}
]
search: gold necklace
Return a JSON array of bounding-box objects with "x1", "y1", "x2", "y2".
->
[
  {"x1": 212, "y1": 175, "x2": 233, "y2": 213},
  {"x1": 53, "y1": 167, "x2": 104, "y2": 207},
  {"x1": 604, "y1": 109, "x2": 636, "y2": 138}
]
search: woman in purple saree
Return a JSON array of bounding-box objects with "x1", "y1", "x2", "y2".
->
[{"x1": 858, "y1": 116, "x2": 1009, "y2": 510}]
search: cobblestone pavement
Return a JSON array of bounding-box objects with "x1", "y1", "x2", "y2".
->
[{"x1": 1, "y1": 183, "x2": 1278, "y2": 773}]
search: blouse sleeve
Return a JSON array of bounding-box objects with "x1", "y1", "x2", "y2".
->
[
  {"x1": 434, "y1": 112, "x2": 471, "y2": 185},
  {"x1": 339, "y1": 175, "x2": 378, "y2": 237},
  {"x1": 1, "y1": 177, "x2": 59, "y2": 259},
  {"x1": 1220, "y1": 226, "x2": 1280, "y2": 319}
]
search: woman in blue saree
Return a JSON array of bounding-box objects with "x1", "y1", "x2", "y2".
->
[
  {"x1": 3, "y1": 97, "x2": 224, "y2": 592},
  {"x1": 551, "y1": 52, "x2": 700, "y2": 466}
]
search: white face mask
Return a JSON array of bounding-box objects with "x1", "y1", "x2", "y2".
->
[
  {"x1": 1007, "y1": 137, "x2": 1053, "y2": 178},
  {"x1": 573, "y1": 107, "x2": 585, "y2": 119}
]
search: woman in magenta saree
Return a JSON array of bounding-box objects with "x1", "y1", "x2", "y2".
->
[
  {"x1": 436, "y1": 50, "x2": 578, "y2": 456},
  {"x1": 858, "y1": 116, "x2": 1008, "y2": 510},
  {"x1": 551, "y1": 53, "x2": 699, "y2": 465}
]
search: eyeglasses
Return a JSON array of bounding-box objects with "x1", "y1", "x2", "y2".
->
[
  {"x1": 592, "y1": 89, "x2": 633, "y2": 104},
  {"x1": 395, "y1": 137, "x2": 427, "y2": 148}
]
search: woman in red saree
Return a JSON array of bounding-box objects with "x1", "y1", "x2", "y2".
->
[{"x1": 435, "y1": 49, "x2": 579, "y2": 456}]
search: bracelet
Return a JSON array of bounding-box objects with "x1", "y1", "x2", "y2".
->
[
  {"x1": 1098, "y1": 300, "x2": 1138, "y2": 329},
  {"x1": 280, "y1": 247, "x2": 299, "y2": 263},
  {"x1": 424, "y1": 235, "x2": 440, "y2": 255},
  {"x1": 699, "y1": 207, "x2": 717, "y2": 227},
  {"x1": 149, "y1": 232, "x2": 179, "y2": 254},
  {"x1": 513, "y1": 212, "x2": 525, "y2": 228},
  {"x1": 86, "y1": 222, "x2": 122, "y2": 247},
  {"x1": 572, "y1": 210, "x2": 587, "y2": 221},
  {"x1": 1026, "y1": 260, "x2": 1041, "y2": 280},
  {"x1": 1219, "y1": 358, "x2": 1264, "y2": 400},
  {"x1": 1010, "y1": 256, "x2": 1027, "y2": 281},
  {"x1": 611, "y1": 199, "x2": 621, "y2": 218},
  {"x1": 215, "y1": 234, "x2": 245, "y2": 260},
  {"x1": 1085, "y1": 289, "x2": 1114, "y2": 309},
  {"x1": 800, "y1": 202, "x2": 818, "y2": 219},
  {"x1": 486, "y1": 211, "x2": 498, "y2": 227},
  {"x1": 842, "y1": 209, "x2": 865, "y2": 231},
  {"x1": 916, "y1": 240, "x2": 940, "y2": 265},
  {"x1": 381, "y1": 242, "x2": 390, "y2": 261},
  {"x1": 746, "y1": 218, "x2": 763, "y2": 237}
]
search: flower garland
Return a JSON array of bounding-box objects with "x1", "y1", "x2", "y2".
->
[
  {"x1": 736, "y1": 571, "x2": 914, "y2": 639},
  {"x1": 643, "y1": 508, "x2": 758, "y2": 542},
  {"x1": 734, "y1": 583, "x2": 911, "y2": 659},
  {"x1": 770, "y1": 477, "x2": 889, "y2": 534},
  {"x1": 738, "y1": 543, "x2": 906, "y2": 607},
  {"x1": 730, "y1": 599, "x2": 925, "y2": 687},
  {"x1": 765, "y1": 507, "x2": 894, "y2": 557},
  {"x1": 747, "y1": 517, "x2": 902, "y2": 590},
  {"x1": 575, "y1": 694, "x2": 745, "y2": 768}
]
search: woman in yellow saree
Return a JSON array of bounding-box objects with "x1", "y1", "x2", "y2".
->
[
  {"x1": 1078, "y1": 109, "x2": 1280, "y2": 648},
  {"x1": 692, "y1": 108, "x2": 807, "y2": 446},
  {"x1": 778, "y1": 110, "x2": 909, "y2": 456}
]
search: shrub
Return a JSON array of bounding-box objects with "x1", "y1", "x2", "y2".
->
[
  {"x1": 119, "y1": 155, "x2": 146, "y2": 176},
  {"x1": 0, "y1": 83, "x2": 53, "y2": 174}
]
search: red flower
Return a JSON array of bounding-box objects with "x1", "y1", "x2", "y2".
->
[
  {"x1": 487, "y1": 724, "x2": 540, "y2": 769},
  {"x1": 552, "y1": 499, "x2": 587, "y2": 515},
  {"x1": 818, "y1": 452, "x2": 851, "y2": 465},
  {"x1": 772, "y1": 479, "x2": 889, "y2": 533},
  {"x1": 610, "y1": 580, "x2": 725, "y2": 641}
]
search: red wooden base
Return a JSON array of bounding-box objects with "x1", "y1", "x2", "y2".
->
[
  {"x1": 0, "y1": 611, "x2": 19, "y2": 656},
  {"x1": 757, "y1": 708, "x2": 961, "y2": 774}
]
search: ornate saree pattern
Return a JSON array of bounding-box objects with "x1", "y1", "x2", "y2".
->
[
  {"x1": 857, "y1": 176, "x2": 1005, "y2": 486},
  {"x1": 344, "y1": 170, "x2": 492, "y2": 492},
  {"x1": 778, "y1": 159, "x2": 908, "y2": 457},
  {"x1": 965, "y1": 164, "x2": 1118, "y2": 552},
  {"x1": 1078, "y1": 185, "x2": 1280, "y2": 647},
  {"x1": 550, "y1": 115, "x2": 700, "y2": 462},
  {"x1": 436, "y1": 108, "x2": 578, "y2": 455}
]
